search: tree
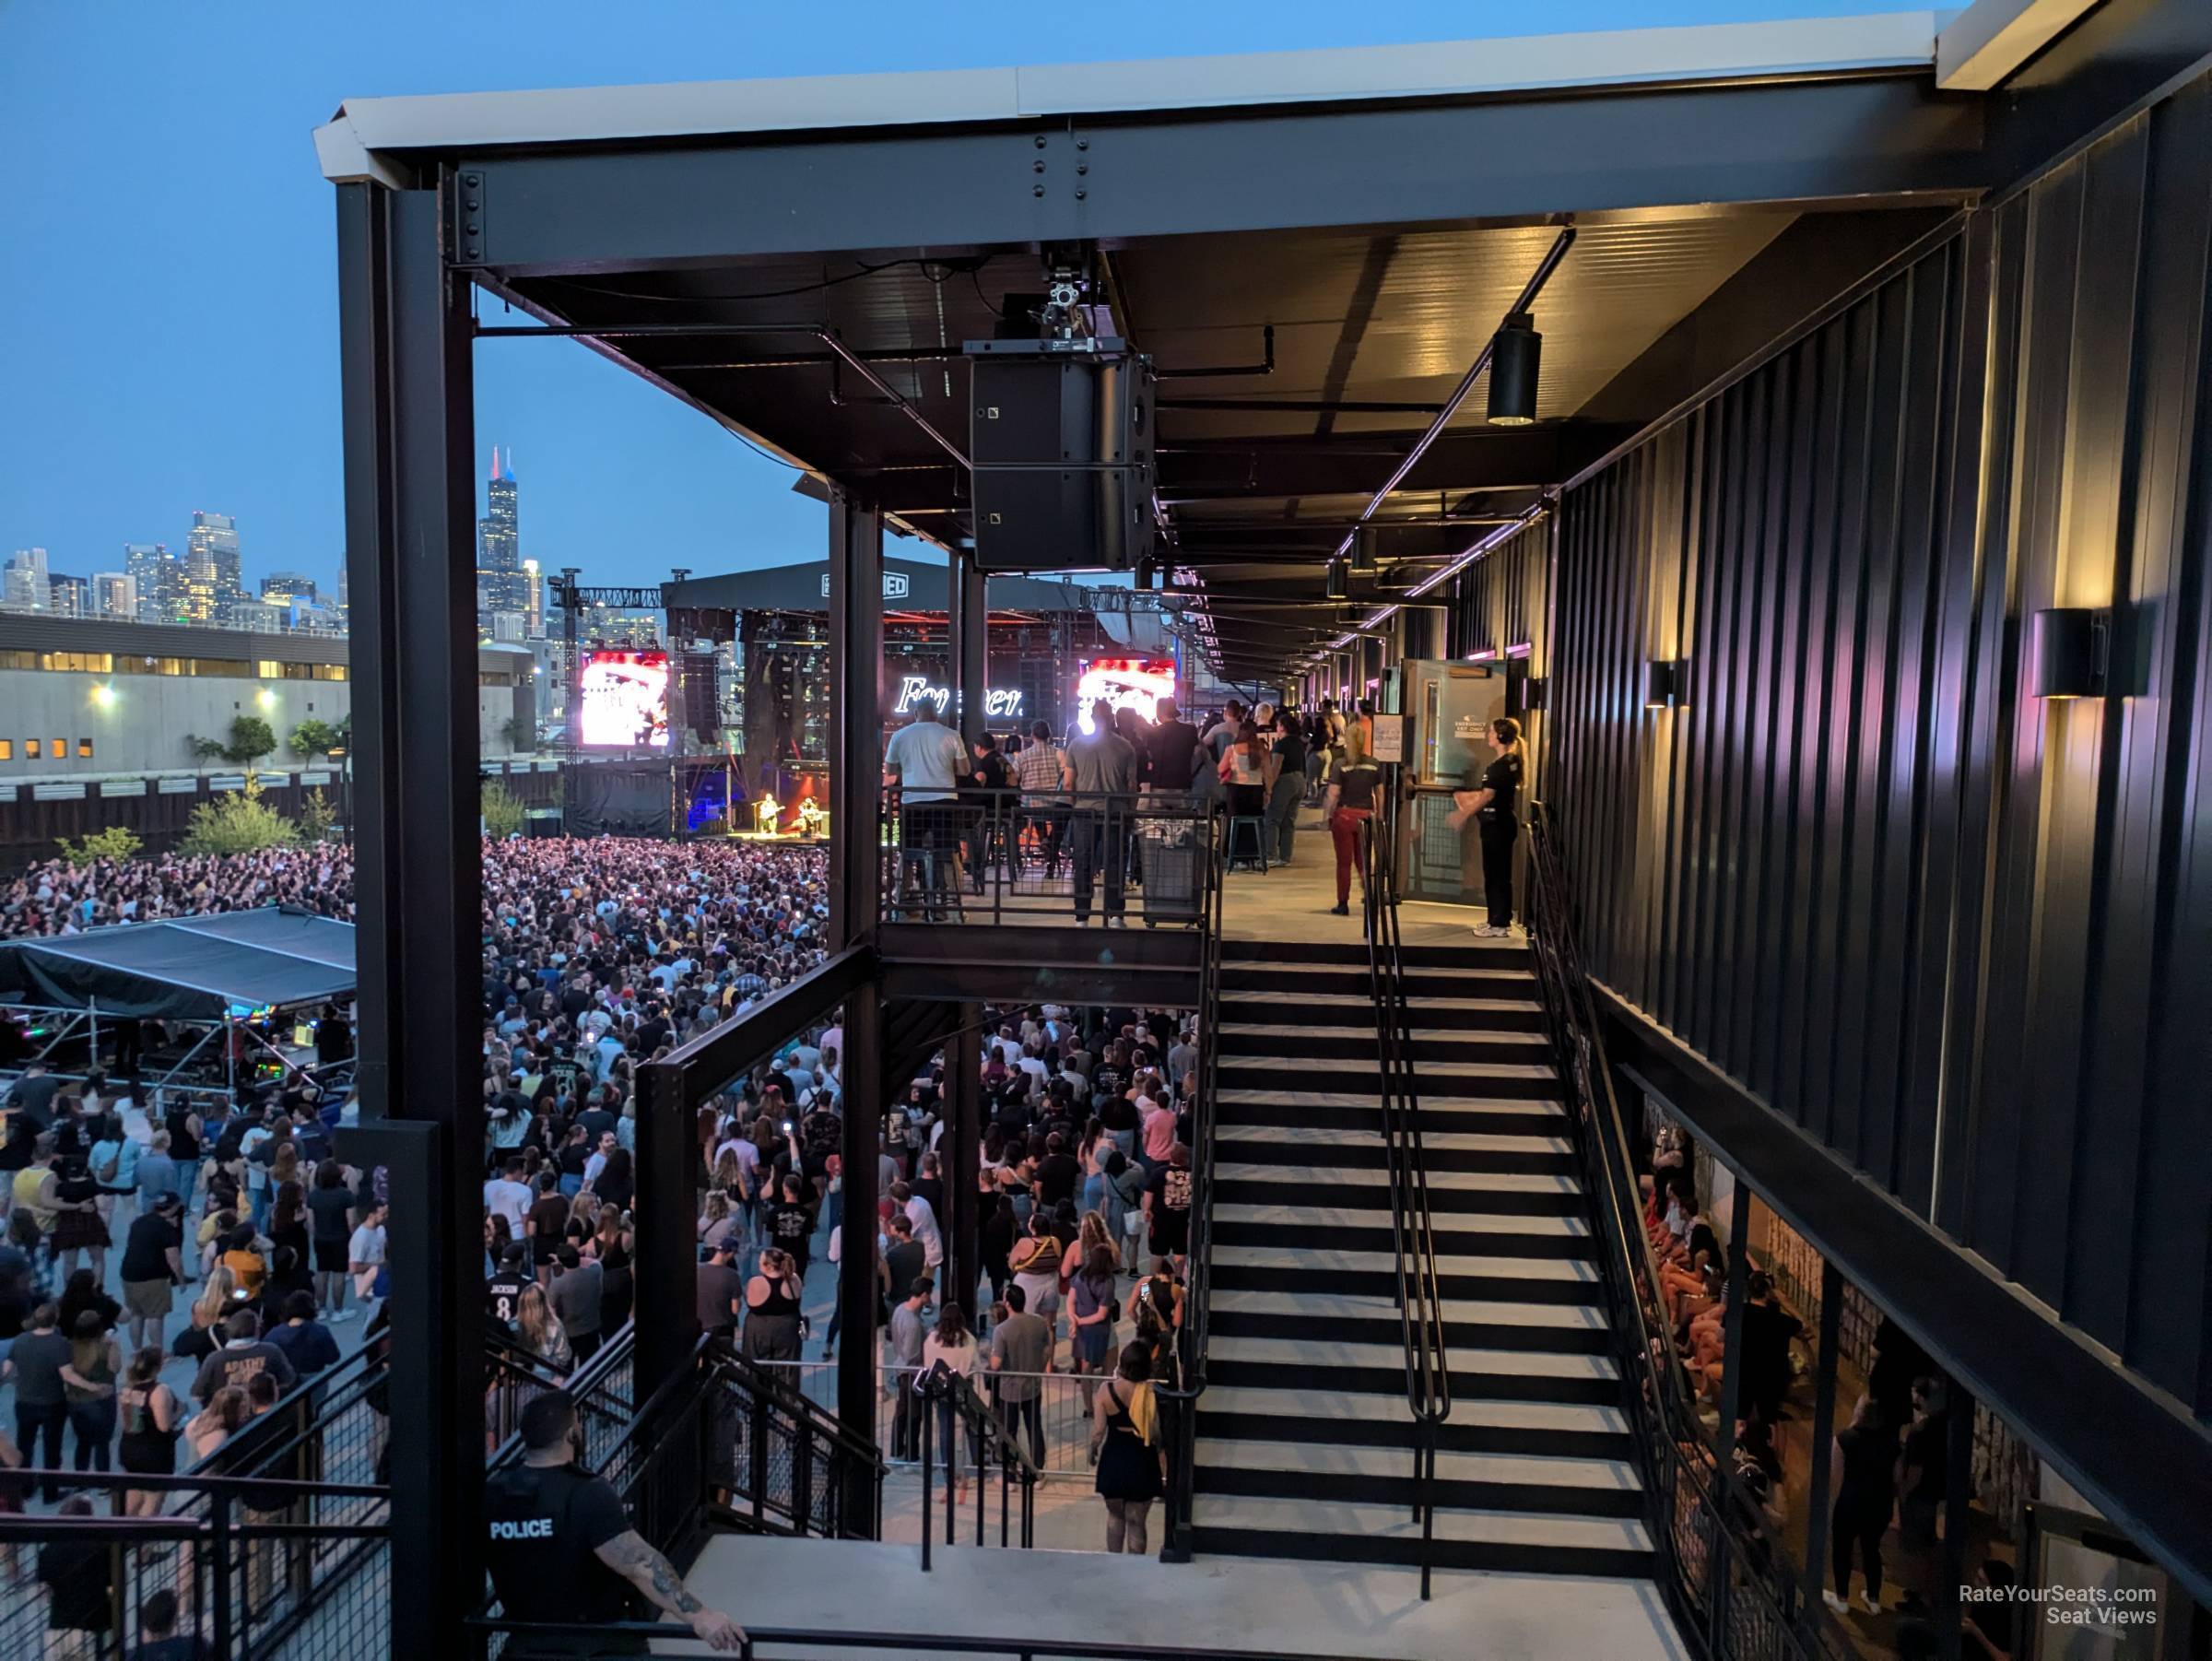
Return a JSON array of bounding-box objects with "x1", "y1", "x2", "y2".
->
[
  {"x1": 55, "y1": 826, "x2": 144, "y2": 865},
  {"x1": 184, "y1": 714, "x2": 279, "y2": 769},
  {"x1": 299, "y1": 787, "x2": 339, "y2": 842},
  {"x1": 500, "y1": 713, "x2": 536, "y2": 752},
  {"x1": 289, "y1": 718, "x2": 340, "y2": 761},
  {"x1": 481, "y1": 781, "x2": 526, "y2": 839},
  {"x1": 181, "y1": 776, "x2": 299, "y2": 855}
]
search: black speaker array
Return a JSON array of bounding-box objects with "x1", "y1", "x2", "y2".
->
[
  {"x1": 966, "y1": 338, "x2": 1155, "y2": 573},
  {"x1": 680, "y1": 652, "x2": 722, "y2": 742}
]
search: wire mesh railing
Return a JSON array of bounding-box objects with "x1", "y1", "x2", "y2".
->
[{"x1": 878, "y1": 787, "x2": 1214, "y2": 928}]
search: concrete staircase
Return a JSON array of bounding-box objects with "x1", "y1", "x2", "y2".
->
[{"x1": 1190, "y1": 937, "x2": 1653, "y2": 1579}]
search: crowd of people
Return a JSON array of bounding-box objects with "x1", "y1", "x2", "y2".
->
[{"x1": 886, "y1": 692, "x2": 1404, "y2": 922}]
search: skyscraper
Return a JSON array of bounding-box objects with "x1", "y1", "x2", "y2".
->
[
  {"x1": 91, "y1": 572, "x2": 138, "y2": 618},
  {"x1": 477, "y1": 448, "x2": 531, "y2": 628},
  {"x1": 185, "y1": 512, "x2": 242, "y2": 622},
  {"x1": 2, "y1": 548, "x2": 49, "y2": 614},
  {"x1": 48, "y1": 574, "x2": 88, "y2": 618},
  {"x1": 523, "y1": 558, "x2": 544, "y2": 638},
  {"x1": 125, "y1": 542, "x2": 187, "y2": 623},
  {"x1": 262, "y1": 571, "x2": 319, "y2": 605}
]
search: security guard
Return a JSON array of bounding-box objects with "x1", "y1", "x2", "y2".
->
[
  {"x1": 1447, "y1": 716, "x2": 1526, "y2": 938},
  {"x1": 483, "y1": 1391, "x2": 745, "y2": 1655}
]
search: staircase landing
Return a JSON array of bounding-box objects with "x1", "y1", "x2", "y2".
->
[
  {"x1": 1218, "y1": 830, "x2": 1500, "y2": 948},
  {"x1": 683, "y1": 1534, "x2": 1688, "y2": 1660}
]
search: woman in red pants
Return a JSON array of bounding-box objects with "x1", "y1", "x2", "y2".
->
[{"x1": 1321, "y1": 725, "x2": 1382, "y2": 915}]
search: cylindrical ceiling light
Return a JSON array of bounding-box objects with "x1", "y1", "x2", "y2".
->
[
  {"x1": 1487, "y1": 311, "x2": 1542, "y2": 426},
  {"x1": 1350, "y1": 527, "x2": 1378, "y2": 574},
  {"x1": 1325, "y1": 559, "x2": 1349, "y2": 601}
]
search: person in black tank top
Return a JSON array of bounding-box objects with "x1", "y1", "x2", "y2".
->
[{"x1": 1447, "y1": 717, "x2": 1526, "y2": 935}]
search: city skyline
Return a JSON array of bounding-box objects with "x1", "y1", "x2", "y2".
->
[{"x1": 0, "y1": 0, "x2": 1851, "y2": 596}]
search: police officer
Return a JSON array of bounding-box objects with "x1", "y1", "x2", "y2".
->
[
  {"x1": 483, "y1": 1391, "x2": 745, "y2": 1655},
  {"x1": 1447, "y1": 717, "x2": 1526, "y2": 938}
]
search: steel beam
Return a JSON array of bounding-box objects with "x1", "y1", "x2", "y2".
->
[
  {"x1": 333, "y1": 179, "x2": 483, "y2": 1659},
  {"x1": 453, "y1": 77, "x2": 1983, "y2": 274},
  {"x1": 877, "y1": 923, "x2": 1201, "y2": 1007},
  {"x1": 828, "y1": 492, "x2": 883, "y2": 945},
  {"x1": 949, "y1": 552, "x2": 986, "y2": 745},
  {"x1": 942, "y1": 1002, "x2": 982, "y2": 1318}
]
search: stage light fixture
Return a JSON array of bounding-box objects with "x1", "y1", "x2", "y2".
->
[{"x1": 1487, "y1": 312, "x2": 1542, "y2": 426}]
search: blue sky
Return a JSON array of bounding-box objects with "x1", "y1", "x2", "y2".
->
[{"x1": 0, "y1": 0, "x2": 1866, "y2": 593}]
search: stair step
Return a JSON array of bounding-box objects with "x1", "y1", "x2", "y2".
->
[
  {"x1": 1187, "y1": 1495, "x2": 1653, "y2": 1579},
  {"x1": 1218, "y1": 1057, "x2": 1560, "y2": 1099},
  {"x1": 1192, "y1": 1439, "x2": 1644, "y2": 1516},
  {"x1": 1196, "y1": 1387, "x2": 1634, "y2": 1459},
  {"x1": 1221, "y1": 1023, "x2": 1554, "y2": 1064},
  {"x1": 1212, "y1": 1204, "x2": 1593, "y2": 1259},
  {"x1": 1209, "y1": 1290, "x2": 1611, "y2": 1354},
  {"x1": 1214, "y1": 1091, "x2": 1566, "y2": 1137},
  {"x1": 1211, "y1": 1128, "x2": 1577, "y2": 1174},
  {"x1": 1222, "y1": 940, "x2": 1529, "y2": 969},
  {"x1": 1213, "y1": 1163, "x2": 1585, "y2": 1218},
  {"x1": 1220, "y1": 962, "x2": 1535, "y2": 999},
  {"x1": 1210, "y1": 1290, "x2": 1606, "y2": 1329}
]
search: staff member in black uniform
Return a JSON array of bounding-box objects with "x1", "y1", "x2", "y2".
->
[
  {"x1": 483, "y1": 1391, "x2": 745, "y2": 1655},
  {"x1": 1447, "y1": 717, "x2": 1526, "y2": 937}
]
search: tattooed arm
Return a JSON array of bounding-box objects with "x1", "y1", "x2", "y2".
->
[{"x1": 594, "y1": 1528, "x2": 746, "y2": 1651}]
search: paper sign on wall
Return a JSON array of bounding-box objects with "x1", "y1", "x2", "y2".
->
[{"x1": 1370, "y1": 713, "x2": 1406, "y2": 762}]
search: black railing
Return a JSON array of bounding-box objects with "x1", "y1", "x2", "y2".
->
[
  {"x1": 1359, "y1": 782, "x2": 1453, "y2": 1600},
  {"x1": 484, "y1": 1322, "x2": 637, "y2": 1463},
  {"x1": 0, "y1": 1468, "x2": 391, "y2": 1661},
  {"x1": 913, "y1": 1363, "x2": 1042, "y2": 1567},
  {"x1": 1524, "y1": 801, "x2": 1851, "y2": 1661},
  {"x1": 1158, "y1": 807, "x2": 1226, "y2": 1561},
  {"x1": 879, "y1": 786, "x2": 1214, "y2": 928},
  {"x1": 482, "y1": 1623, "x2": 1412, "y2": 1658},
  {"x1": 473, "y1": 1335, "x2": 885, "y2": 1655}
]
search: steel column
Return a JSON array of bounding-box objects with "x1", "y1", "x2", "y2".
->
[
  {"x1": 633, "y1": 1058, "x2": 698, "y2": 1400},
  {"x1": 827, "y1": 491, "x2": 883, "y2": 945},
  {"x1": 331, "y1": 179, "x2": 484, "y2": 1660},
  {"x1": 1713, "y1": 1179, "x2": 1753, "y2": 1469},
  {"x1": 828, "y1": 487, "x2": 886, "y2": 1521},
  {"x1": 1938, "y1": 1386, "x2": 1977, "y2": 1660},
  {"x1": 949, "y1": 551, "x2": 986, "y2": 745},
  {"x1": 835, "y1": 984, "x2": 883, "y2": 1527},
  {"x1": 1800, "y1": 1259, "x2": 1844, "y2": 1634},
  {"x1": 941, "y1": 1002, "x2": 982, "y2": 1317}
]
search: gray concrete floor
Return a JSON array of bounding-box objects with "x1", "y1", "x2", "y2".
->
[{"x1": 681, "y1": 1533, "x2": 1691, "y2": 1660}]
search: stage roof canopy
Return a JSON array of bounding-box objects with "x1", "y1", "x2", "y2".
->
[{"x1": 0, "y1": 909, "x2": 357, "y2": 1021}]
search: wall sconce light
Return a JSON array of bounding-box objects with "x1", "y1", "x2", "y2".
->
[
  {"x1": 1516, "y1": 676, "x2": 1548, "y2": 713},
  {"x1": 1643, "y1": 659, "x2": 1684, "y2": 708},
  {"x1": 1325, "y1": 559, "x2": 1349, "y2": 601},
  {"x1": 2031, "y1": 607, "x2": 2110, "y2": 699},
  {"x1": 1487, "y1": 312, "x2": 1542, "y2": 426}
]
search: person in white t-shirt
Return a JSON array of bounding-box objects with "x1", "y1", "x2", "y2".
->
[
  {"x1": 347, "y1": 1202, "x2": 389, "y2": 1299},
  {"x1": 483, "y1": 1159, "x2": 532, "y2": 1233}
]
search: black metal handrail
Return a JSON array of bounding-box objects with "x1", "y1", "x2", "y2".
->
[
  {"x1": 1524, "y1": 801, "x2": 1851, "y2": 1661},
  {"x1": 1159, "y1": 806, "x2": 1225, "y2": 1561},
  {"x1": 479, "y1": 1619, "x2": 1428, "y2": 1659},
  {"x1": 913, "y1": 1362, "x2": 1042, "y2": 1568},
  {"x1": 1359, "y1": 781, "x2": 1453, "y2": 1601}
]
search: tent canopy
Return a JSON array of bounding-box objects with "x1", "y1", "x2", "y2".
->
[{"x1": 0, "y1": 908, "x2": 357, "y2": 1021}]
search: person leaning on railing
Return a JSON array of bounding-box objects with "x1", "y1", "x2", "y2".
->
[{"x1": 484, "y1": 1390, "x2": 745, "y2": 1655}]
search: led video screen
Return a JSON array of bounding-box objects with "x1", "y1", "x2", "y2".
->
[
  {"x1": 1075, "y1": 657, "x2": 1177, "y2": 735},
  {"x1": 579, "y1": 649, "x2": 671, "y2": 749}
]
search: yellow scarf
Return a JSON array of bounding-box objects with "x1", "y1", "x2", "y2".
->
[{"x1": 1126, "y1": 1378, "x2": 1158, "y2": 1447}]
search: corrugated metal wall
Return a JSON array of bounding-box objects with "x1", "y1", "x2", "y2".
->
[{"x1": 1531, "y1": 76, "x2": 2212, "y2": 1413}]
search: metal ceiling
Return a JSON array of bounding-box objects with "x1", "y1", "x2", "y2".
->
[{"x1": 481, "y1": 205, "x2": 1887, "y2": 675}]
